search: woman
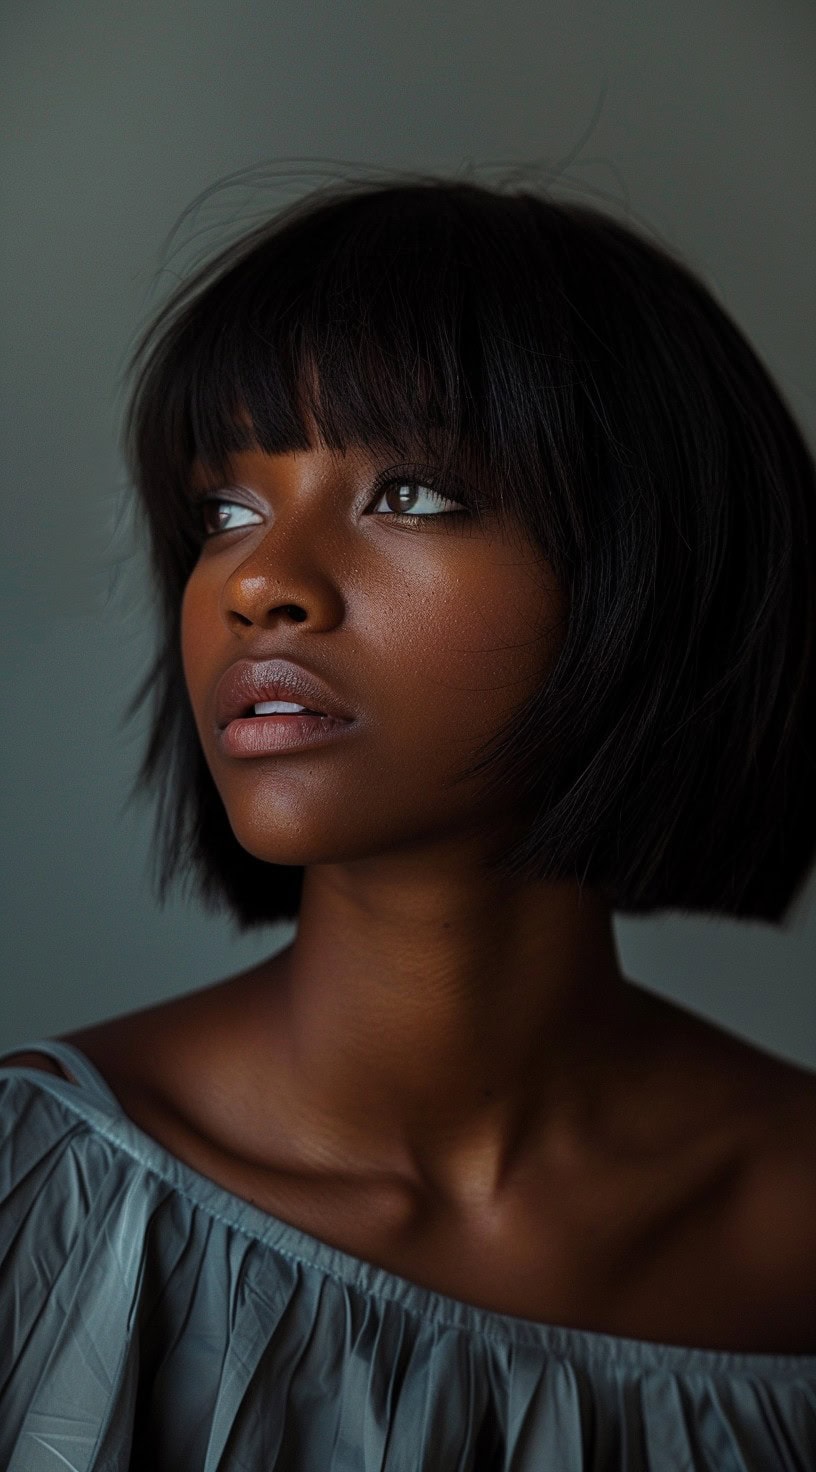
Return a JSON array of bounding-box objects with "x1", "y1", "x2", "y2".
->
[{"x1": 2, "y1": 172, "x2": 815, "y2": 1469}]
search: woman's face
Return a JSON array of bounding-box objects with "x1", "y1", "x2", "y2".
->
[{"x1": 181, "y1": 438, "x2": 567, "y2": 869}]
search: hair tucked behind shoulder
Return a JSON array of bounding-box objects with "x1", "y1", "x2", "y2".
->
[{"x1": 117, "y1": 168, "x2": 816, "y2": 931}]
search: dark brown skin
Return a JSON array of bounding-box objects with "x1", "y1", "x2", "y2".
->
[{"x1": 11, "y1": 435, "x2": 816, "y2": 1352}]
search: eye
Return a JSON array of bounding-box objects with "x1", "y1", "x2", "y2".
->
[
  {"x1": 193, "y1": 496, "x2": 262, "y2": 538},
  {"x1": 368, "y1": 478, "x2": 469, "y2": 524},
  {"x1": 189, "y1": 471, "x2": 472, "y2": 540}
]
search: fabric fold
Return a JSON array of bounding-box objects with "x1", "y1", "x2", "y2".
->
[{"x1": 1, "y1": 1051, "x2": 815, "y2": 1471}]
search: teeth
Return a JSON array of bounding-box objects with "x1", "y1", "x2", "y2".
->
[{"x1": 253, "y1": 700, "x2": 309, "y2": 715}]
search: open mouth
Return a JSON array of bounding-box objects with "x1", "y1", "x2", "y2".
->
[
  {"x1": 241, "y1": 703, "x2": 326, "y2": 718},
  {"x1": 218, "y1": 704, "x2": 353, "y2": 757}
]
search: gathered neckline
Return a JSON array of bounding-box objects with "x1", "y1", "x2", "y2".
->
[{"x1": 3, "y1": 1038, "x2": 816, "y2": 1379}]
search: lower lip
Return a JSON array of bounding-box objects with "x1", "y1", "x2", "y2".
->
[{"x1": 217, "y1": 712, "x2": 355, "y2": 757}]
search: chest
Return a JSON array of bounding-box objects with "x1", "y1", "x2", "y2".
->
[
  {"x1": 295, "y1": 1159, "x2": 814, "y2": 1353},
  {"x1": 116, "y1": 1077, "x2": 814, "y2": 1354}
]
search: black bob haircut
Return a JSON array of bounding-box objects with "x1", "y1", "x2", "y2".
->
[{"x1": 119, "y1": 170, "x2": 816, "y2": 932}]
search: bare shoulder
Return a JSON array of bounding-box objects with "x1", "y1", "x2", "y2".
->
[
  {"x1": 45, "y1": 971, "x2": 301, "y2": 1187},
  {"x1": 0, "y1": 1051, "x2": 69, "y2": 1079},
  {"x1": 57, "y1": 1004, "x2": 202, "y2": 1093},
  {"x1": 50, "y1": 967, "x2": 263, "y2": 1100},
  {"x1": 677, "y1": 1004, "x2": 816, "y2": 1234},
  {"x1": 737, "y1": 1057, "x2": 816, "y2": 1248},
  {"x1": 722, "y1": 1049, "x2": 816, "y2": 1342},
  {"x1": 0, "y1": 1008, "x2": 190, "y2": 1089},
  {"x1": 0, "y1": 975, "x2": 238, "y2": 1091},
  {"x1": 626, "y1": 987, "x2": 816, "y2": 1327}
]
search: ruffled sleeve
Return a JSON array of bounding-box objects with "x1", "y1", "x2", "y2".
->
[{"x1": 0, "y1": 1072, "x2": 147, "y2": 1468}]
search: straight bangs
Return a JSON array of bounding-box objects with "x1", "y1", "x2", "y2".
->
[{"x1": 123, "y1": 181, "x2": 581, "y2": 573}]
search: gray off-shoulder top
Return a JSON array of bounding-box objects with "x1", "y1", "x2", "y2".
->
[{"x1": 0, "y1": 1039, "x2": 814, "y2": 1471}]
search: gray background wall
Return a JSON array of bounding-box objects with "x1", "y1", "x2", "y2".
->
[{"x1": 2, "y1": 0, "x2": 814, "y2": 1065}]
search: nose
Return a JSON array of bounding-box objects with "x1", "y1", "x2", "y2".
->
[
  {"x1": 221, "y1": 540, "x2": 346, "y2": 634},
  {"x1": 209, "y1": 447, "x2": 357, "y2": 630}
]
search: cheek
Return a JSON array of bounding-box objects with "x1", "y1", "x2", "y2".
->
[
  {"x1": 179, "y1": 574, "x2": 213, "y2": 726},
  {"x1": 367, "y1": 558, "x2": 565, "y2": 760},
  {"x1": 179, "y1": 579, "x2": 196, "y2": 688}
]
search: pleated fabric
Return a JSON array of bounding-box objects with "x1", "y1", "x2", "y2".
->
[{"x1": 1, "y1": 1040, "x2": 814, "y2": 1472}]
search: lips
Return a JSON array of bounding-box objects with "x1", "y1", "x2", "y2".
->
[{"x1": 215, "y1": 658, "x2": 354, "y2": 729}]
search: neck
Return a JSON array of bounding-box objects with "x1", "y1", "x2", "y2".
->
[{"x1": 246, "y1": 849, "x2": 636, "y2": 1208}]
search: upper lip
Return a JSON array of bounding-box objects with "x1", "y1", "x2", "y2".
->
[{"x1": 215, "y1": 658, "x2": 355, "y2": 728}]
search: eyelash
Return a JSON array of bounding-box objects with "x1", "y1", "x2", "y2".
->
[{"x1": 188, "y1": 470, "x2": 471, "y2": 539}]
